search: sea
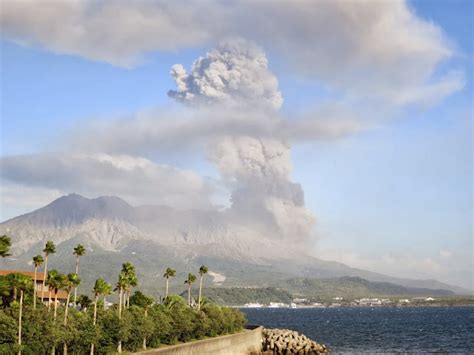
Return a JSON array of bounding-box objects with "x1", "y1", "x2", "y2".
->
[{"x1": 241, "y1": 306, "x2": 474, "y2": 354}]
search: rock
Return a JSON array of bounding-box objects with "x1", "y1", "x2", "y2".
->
[{"x1": 261, "y1": 328, "x2": 330, "y2": 354}]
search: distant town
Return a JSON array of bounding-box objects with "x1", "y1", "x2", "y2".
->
[{"x1": 242, "y1": 296, "x2": 474, "y2": 308}]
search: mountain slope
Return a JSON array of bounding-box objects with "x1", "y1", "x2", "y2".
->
[{"x1": 0, "y1": 194, "x2": 467, "y2": 296}]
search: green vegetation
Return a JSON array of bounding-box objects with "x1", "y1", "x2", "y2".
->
[
  {"x1": 72, "y1": 244, "x2": 86, "y2": 304},
  {"x1": 184, "y1": 273, "x2": 197, "y2": 306},
  {"x1": 163, "y1": 267, "x2": 176, "y2": 299},
  {"x1": 407, "y1": 296, "x2": 474, "y2": 307},
  {"x1": 0, "y1": 236, "x2": 246, "y2": 354},
  {"x1": 198, "y1": 265, "x2": 208, "y2": 311},
  {"x1": 199, "y1": 287, "x2": 293, "y2": 306},
  {"x1": 0, "y1": 235, "x2": 11, "y2": 258},
  {"x1": 31, "y1": 255, "x2": 43, "y2": 310},
  {"x1": 282, "y1": 277, "x2": 455, "y2": 300},
  {"x1": 0, "y1": 290, "x2": 245, "y2": 354},
  {"x1": 41, "y1": 240, "x2": 56, "y2": 303}
]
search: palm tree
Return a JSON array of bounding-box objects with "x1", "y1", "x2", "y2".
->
[
  {"x1": 46, "y1": 269, "x2": 59, "y2": 312},
  {"x1": 126, "y1": 274, "x2": 137, "y2": 308},
  {"x1": 63, "y1": 273, "x2": 80, "y2": 355},
  {"x1": 197, "y1": 265, "x2": 208, "y2": 311},
  {"x1": 102, "y1": 282, "x2": 112, "y2": 311},
  {"x1": 0, "y1": 235, "x2": 11, "y2": 258},
  {"x1": 91, "y1": 278, "x2": 110, "y2": 355},
  {"x1": 6, "y1": 273, "x2": 25, "y2": 302},
  {"x1": 140, "y1": 294, "x2": 154, "y2": 350},
  {"x1": 115, "y1": 273, "x2": 128, "y2": 354},
  {"x1": 77, "y1": 294, "x2": 92, "y2": 312},
  {"x1": 115, "y1": 273, "x2": 127, "y2": 319},
  {"x1": 63, "y1": 273, "x2": 80, "y2": 325},
  {"x1": 14, "y1": 273, "x2": 32, "y2": 355},
  {"x1": 163, "y1": 267, "x2": 176, "y2": 299},
  {"x1": 41, "y1": 241, "x2": 56, "y2": 303},
  {"x1": 72, "y1": 244, "x2": 86, "y2": 304},
  {"x1": 32, "y1": 255, "x2": 44, "y2": 310},
  {"x1": 120, "y1": 262, "x2": 136, "y2": 308},
  {"x1": 184, "y1": 273, "x2": 197, "y2": 306},
  {"x1": 47, "y1": 270, "x2": 64, "y2": 319}
]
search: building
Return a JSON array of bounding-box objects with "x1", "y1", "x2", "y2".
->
[{"x1": 0, "y1": 270, "x2": 68, "y2": 301}]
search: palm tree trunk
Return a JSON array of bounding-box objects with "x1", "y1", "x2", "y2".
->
[
  {"x1": 198, "y1": 276, "x2": 203, "y2": 311},
  {"x1": 18, "y1": 290, "x2": 23, "y2": 355},
  {"x1": 54, "y1": 290, "x2": 59, "y2": 319},
  {"x1": 13, "y1": 286, "x2": 18, "y2": 302},
  {"x1": 117, "y1": 288, "x2": 122, "y2": 354},
  {"x1": 48, "y1": 288, "x2": 52, "y2": 311},
  {"x1": 93, "y1": 295, "x2": 98, "y2": 324},
  {"x1": 126, "y1": 290, "x2": 130, "y2": 308},
  {"x1": 90, "y1": 294, "x2": 98, "y2": 355},
  {"x1": 103, "y1": 296, "x2": 107, "y2": 311},
  {"x1": 142, "y1": 308, "x2": 148, "y2": 350},
  {"x1": 64, "y1": 291, "x2": 71, "y2": 325},
  {"x1": 33, "y1": 266, "x2": 38, "y2": 310},
  {"x1": 118, "y1": 288, "x2": 122, "y2": 318},
  {"x1": 188, "y1": 284, "x2": 191, "y2": 306},
  {"x1": 41, "y1": 256, "x2": 48, "y2": 303},
  {"x1": 73, "y1": 256, "x2": 79, "y2": 304},
  {"x1": 165, "y1": 278, "x2": 169, "y2": 299},
  {"x1": 63, "y1": 291, "x2": 71, "y2": 355}
]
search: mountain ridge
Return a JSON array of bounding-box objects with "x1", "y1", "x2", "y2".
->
[{"x1": 0, "y1": 194, "x2": 469, "y2": 296}]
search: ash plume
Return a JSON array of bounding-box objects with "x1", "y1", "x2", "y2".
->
[{"x1": 169, "y1": 40, "x2": 315, "y2": 241}]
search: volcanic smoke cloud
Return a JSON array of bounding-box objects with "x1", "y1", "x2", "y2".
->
[{"x1": 169, "y1": 40, "x2": 315, "y2": 241}]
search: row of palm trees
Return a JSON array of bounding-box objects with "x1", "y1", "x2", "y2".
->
[
  {"x1": 1, "y1": 236, "x2": 211, "y2": 354},
  {"x1": 163, "y1": 265, "x2": 208, "y2": 309}
]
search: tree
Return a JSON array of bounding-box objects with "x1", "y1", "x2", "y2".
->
[
  {"x1": 126, "y1": 274, "x2": 138, "y2": 308},
  {"x1": 14, "y1": 274, "x2": 32, "y2": 355},
  {"x1": 197, "y1": 265, "x2": 208, "y2": 311},
  {"x1": 120, "y1": 262, "x2": 136, "y2": 308},
  {"x1": 32, "y1": 255, "x2": 44, "y2": 310},
  {"x1": 46, "y1": 270, "x2": 64, "y2": 319},
  {"x1": 46, "y1": 270, "x2": 58, "y2": 312},
  {"x1": 184, "y1": 273, "x2": 197, "y2": 307},
  {"x1": 129, "y1": 291, "x2": 154, "y2": 350},
  {"x1": 91, "y1": 278, "x2": 111, "y2": 355},
  {"x1": 115, "y1": 273, "x2": 128, "y2": 353},
  {"x1": 163, "y1": 268, "x2": 176, "y2": 299},
  {"x1": 63, "y1": 273, "x2": 80, "y2": 355},
  {"x1": 102, "y1": 282, "x2": 112, "y2": 311},
  {"x1": 63, "y1": 273, "x2": 80, "y2": 325},
  {"x1": 41, "y1": 241, "x2": 56, "y2": 303},
  {"x1": 77, "y1": 294, "x2": 92, "y2": 312},
  {"x1": 0, "y1": 235, "x2": 11, "y2": 258},
  {"x1": 72, "y1": 244, "x2": 86, "y2": 305},
  {"x1": 6, "y1": 273, "x2": 26, "y2": 302},
  {"x1": 115, "y1": 273, "x2": 127, "y2": 319}
]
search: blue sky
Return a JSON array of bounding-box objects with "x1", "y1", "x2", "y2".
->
[{"x1": 0, "y1": 0, "x2": 472, "y2": 288}]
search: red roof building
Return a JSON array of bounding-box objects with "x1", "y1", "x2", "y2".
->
[{"x1": 0, "y1": 269, "x2": 68, "y2": 300}]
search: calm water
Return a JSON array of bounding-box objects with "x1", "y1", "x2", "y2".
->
[{"x1": 241, "y1": 307, "x2": 474, "y2": 354}]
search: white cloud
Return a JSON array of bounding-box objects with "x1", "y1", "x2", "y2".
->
[
  {"x1": 0, "y1": 0, "x2": 211, "y2": 67},
  {"x1": 0, "y1": 153, "x2": 216, "y2": 211},
  {"x1": 439, "y1": 250, "x2": 453, "y2": 259},
  {"x1": 316, "y1": 248, "x2": 473, "y2": 290},
  {"x1": 0, "y1": 182, "x2": 63, "y2": 221},
  {"x1": 0, "y1": 0, "x2": 463, "y2": 105}
]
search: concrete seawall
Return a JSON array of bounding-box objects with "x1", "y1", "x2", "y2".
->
[{"x1": 135, "y1": 326, "x2": 263, "y2": 355}]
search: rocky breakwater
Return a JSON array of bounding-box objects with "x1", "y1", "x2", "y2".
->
[{"x1": 261, "y1": 328, "x2": 329, "y2": 354}]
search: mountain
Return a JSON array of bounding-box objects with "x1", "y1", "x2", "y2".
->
[{"x1": 0, "y1": 194, "x2": 467, "y2": 297}]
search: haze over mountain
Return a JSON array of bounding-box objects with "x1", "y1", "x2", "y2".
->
[{"x1": 0, "y1": 194, "x2": 467, "y2": 296}]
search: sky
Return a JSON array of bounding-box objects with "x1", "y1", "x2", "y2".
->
[{"x1": 0, "y1": 0, "x2": 472, "y2": 289}]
